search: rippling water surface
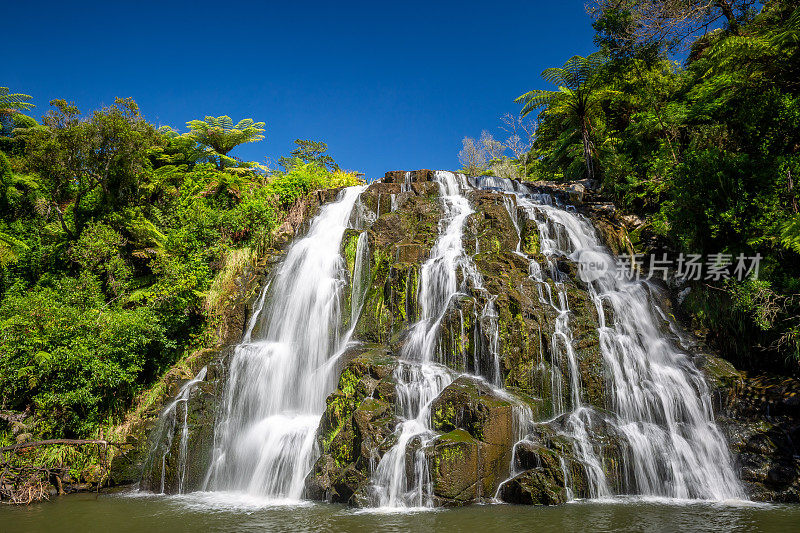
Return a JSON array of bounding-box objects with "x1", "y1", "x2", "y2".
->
[{"x1": 2, "y1": 492, "x2": 798, "y2": 533}]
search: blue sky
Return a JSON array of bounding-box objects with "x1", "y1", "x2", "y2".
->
[{"x1": 4, "y1": 1, "x2": 597, "y2": 179}]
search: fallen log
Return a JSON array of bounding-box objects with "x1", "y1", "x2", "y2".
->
[{"x1": 0, "y1": 439, "x2": 121, "y2": 453}]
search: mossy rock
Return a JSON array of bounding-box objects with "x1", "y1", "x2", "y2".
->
[
  {"x1": 700, "y1": 353, "x2": 743, "y2": 411},
  {"x1": 427, "y1": 428, "x2": 510, "y2": 505},
  {"x1": 466, "y1": 190, "x2": 520, "y2": 255},
  {"x1": 426, "y1": 377, "x2": 517, "y2": 504},
  {"x1": 304, "y1": 344, "x2": 399, "y2": 502},
  {"x1": 431, "y1": 376, "x2": 513, "y2": 447},
  {"x1": 497, "y1": 469, "x2": 568, "y2": 505}
]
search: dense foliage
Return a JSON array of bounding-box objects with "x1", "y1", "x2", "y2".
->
[
  {"x1": 518, "y1": 0, "x2": 800, "y2": 371},
  {"x1": 0, "y1": 100, "x2": 360, "y2": 440}
]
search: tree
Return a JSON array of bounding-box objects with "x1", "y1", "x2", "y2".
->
[
  {"x1": 458, "y1": 137, "x2": 488, "y2": 176},
  {"x1": 515, "y1": 52, "x2": 610, "y2": 180},
  {"x1": 480, "y1": 130, "x2": 507, "y2": 162},
  {"x1": 22, "y1": 98, "x2": 158, "y2": 237},
  {"x1": 0, "y1": 87, "x2": 34, "y2": 136},
  {"x1": 589, "y1": 0, "x2": 760, "y2": 55},
  {"x1": 183, "y1": 116, "x2": 265, "y2": 170},
  {"x1": 279, "y1": 139, "x2": 339, "y2": 172},
  {"x1": 500, "y1": 113, "x2": 536, "y2": 161}
]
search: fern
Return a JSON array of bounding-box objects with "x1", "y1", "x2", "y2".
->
[
  {"x1": 182, "y1": 116, "x2": 266, "y2": 170},
  {"x1": 0, "y1": 87, "x2": 34, "y2": 112},
  {"x1": 0, "y1": 230, "x2": 28, "y2": 266},
  {"x1": 781, "y1": 215, "x2": 800, "y2": 254}
]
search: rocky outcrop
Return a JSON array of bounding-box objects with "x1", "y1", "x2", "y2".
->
[
  {"x1": 427, "y1": 377, "x2": 514, "y2": 504},
  {"x1": 129, "y1": 169, "x2": 800, "y2": 507},
  {"x1": 304, "y1": 344, "x2": 398, "y2": 503},
  {"x1": 706, "y1": 362, "x2": 800, "y2": 503}
]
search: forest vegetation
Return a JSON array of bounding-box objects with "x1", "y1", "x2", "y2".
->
[
  {"x1": 0, "y1": 98, "x2": 360, "y2": 447},
  {"x1": 461, "y1": 0, "x2": 800, "y2": 374}
]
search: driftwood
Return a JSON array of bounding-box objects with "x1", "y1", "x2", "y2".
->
[
  {"x1": 0, "y1": 439, "x2": 122, "y2": 504},
  {"x1": 0, "y1": 439, "x2": 119, "y2": 453}
]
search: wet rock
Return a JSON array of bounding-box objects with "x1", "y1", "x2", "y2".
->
[
  {"x1": 427, "y1": 429, "x2": 510, "y2": 505},
  {"x1": 360, "y1": 182, "x2": 402, "y2": 216},
  {"x1": 431, "y1": 377, "x2": 513, "y2": 447},
  {"x1": 497, "y1": 469, "x2": 568, "y2": 505},
  {"x1": 427, "y1": 377, "x2": 515, "y2": 504},
  {"x1": 717, "y1": 372, "x2": 800, "y2": 502},
  {"x1": 567, "y1": 183, "x2": 586, "y2": 205},
  {"x1": 304, "y1": 344, "x2": 399, "y2": 503},
  {"x1": 395, "y1": 243, "x2": 425, "y2": 264},
  {"x1": 383, "y1": 169, "x2": 434, "y2": 183},
  {"x1": 702, "y1": 354, "x2": 744, "y2": 412}
]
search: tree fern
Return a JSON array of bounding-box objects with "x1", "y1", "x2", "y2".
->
[
  {"x1": 515, "y1": 52, "x2": 608, "y2": 179},
  {"x1": 183, "y1": 116, "x2": 266, "y2": 170},
  {"x1": 0, "y1": 87, "x2": 34, "y2": 112},
  {"x1": 0, "y1": 230, "x2": 28, "y2": 266}
]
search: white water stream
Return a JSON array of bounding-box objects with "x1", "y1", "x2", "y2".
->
[
  {"x1": 203, "y1": 185, "x2": 366, "y2": 500},
  {"x1": 144, "y1": 366, "x2": 208, "y2": 494},
  {"x1": 476, "y1": 176, "x2": 744, "y2": 501}
]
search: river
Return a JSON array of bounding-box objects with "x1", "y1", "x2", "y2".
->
[{"x1": 1, "y1": 492, "x2": 798, "y2": 533}]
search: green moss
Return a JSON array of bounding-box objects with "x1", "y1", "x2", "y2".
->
[
  {"x1": 433, "y1": 401, "x2": 457, "y2": 430},
  {"x1": 344, "y1": 232, "x2": 360, "y2": 276},
  {"x1": 338, "y1": 368, "x2": 359, "y2": 397},
  {"x1": 523, "y1": 232, "x2": 540, "y2": 255}
]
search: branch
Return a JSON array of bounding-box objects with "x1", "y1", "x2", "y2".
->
[{"x1": 0, "y1": 439, "x2": 121, "y2": 453}]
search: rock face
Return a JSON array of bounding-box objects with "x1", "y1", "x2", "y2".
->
[
  {"x1": 425, "y1": 377, "x2": 515, "y2": 503},
  {"x1": 304, "y1": 344, "x2": 398, "y2": 503},
  {"x1": 707, "y1": 363, "x2": 800, "y2": 503},
  {"x1": 302, "y1": 171, "x2": 613, "y2": 506},
  {"x1": 129, "y1": 170, "x2": 800, "y2": 506}
]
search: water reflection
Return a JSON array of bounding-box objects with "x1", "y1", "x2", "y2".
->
[{"x1": 1, "y1": 493, "x2": 796, "y2": 533}]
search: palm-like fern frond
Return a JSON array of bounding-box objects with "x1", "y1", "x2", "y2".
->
[
  {"x1": 771, "y1": 6, "x2": 800, "y2": 50},
  {"x1": 0, "y1": 230, "x2": 29, "y2": 266},
  {"x1": 516, "y1": 52, "x2": 608, "y2": 118},
  {"x1": 0, "y1": 87, "x2": 34, "y2": 113},
  {"x1": 782, "y1": 215, "x2": 800, "y2": 254},
  {"x1": 543, "y1": 52, "x2": 608, "y2": 90},
  {"x1": 514, "y1": 89, "x2": 560, "y2": 117},
  {"x1": 184, "y1": 115, "x2": 266, "y2": 156}
]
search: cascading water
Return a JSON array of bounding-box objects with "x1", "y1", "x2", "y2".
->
[
  {"x1": 143, "y1": 366, "x2": 208, "y2": 494},
  {"x1": 143, "y1": 170, "x2": 745, "y2": 508},
  {"x1": 350, "y1": 231, "x2": 371, "y2": 328},
  {"x1": 203, "y1": 185, "x2": 366, "y2": 500},
  {"x1": 369, "y1": 171, "x2": 521, "y2": 508},
  {"x1": 478, "y1": 175, "x2": 744, "y2": 501},
  {"x1": 369, "y1": 171, "x2": 474, "y2": 508}
]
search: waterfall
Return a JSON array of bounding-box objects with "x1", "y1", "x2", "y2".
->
[
  {"x1": 142, "y1": 366, "x2": 207, "y2": 494},
  {"x1": 350, "y1": 231, "x2": 371, "y2": 328},
  {"x1": 143, "y1": 171, "x2": 744, "y2": 507},
  {"x1": 481, "y1": 175, "x2": 744, "y2": 501},
  {"x1": 371, "y1": 171, "x2": 482, "y2": 508},
  {"x1": 204, "y1": 185, "x2": 367, "y2": 500}
]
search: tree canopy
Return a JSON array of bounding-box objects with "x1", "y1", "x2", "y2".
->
[
  {"x1": 0, "y1": 98, "x2": 359, "y2": 441},
  {"x1": 183, "y1": 116, "x2": 266, "y2": 170},
  {"x1": 510, "y1": 0, "x2": 800, "y2": 370}
]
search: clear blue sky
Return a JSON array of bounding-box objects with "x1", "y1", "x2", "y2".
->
[{"x1": 4, "y1": 1, "x2": 597, "y2": 180}]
